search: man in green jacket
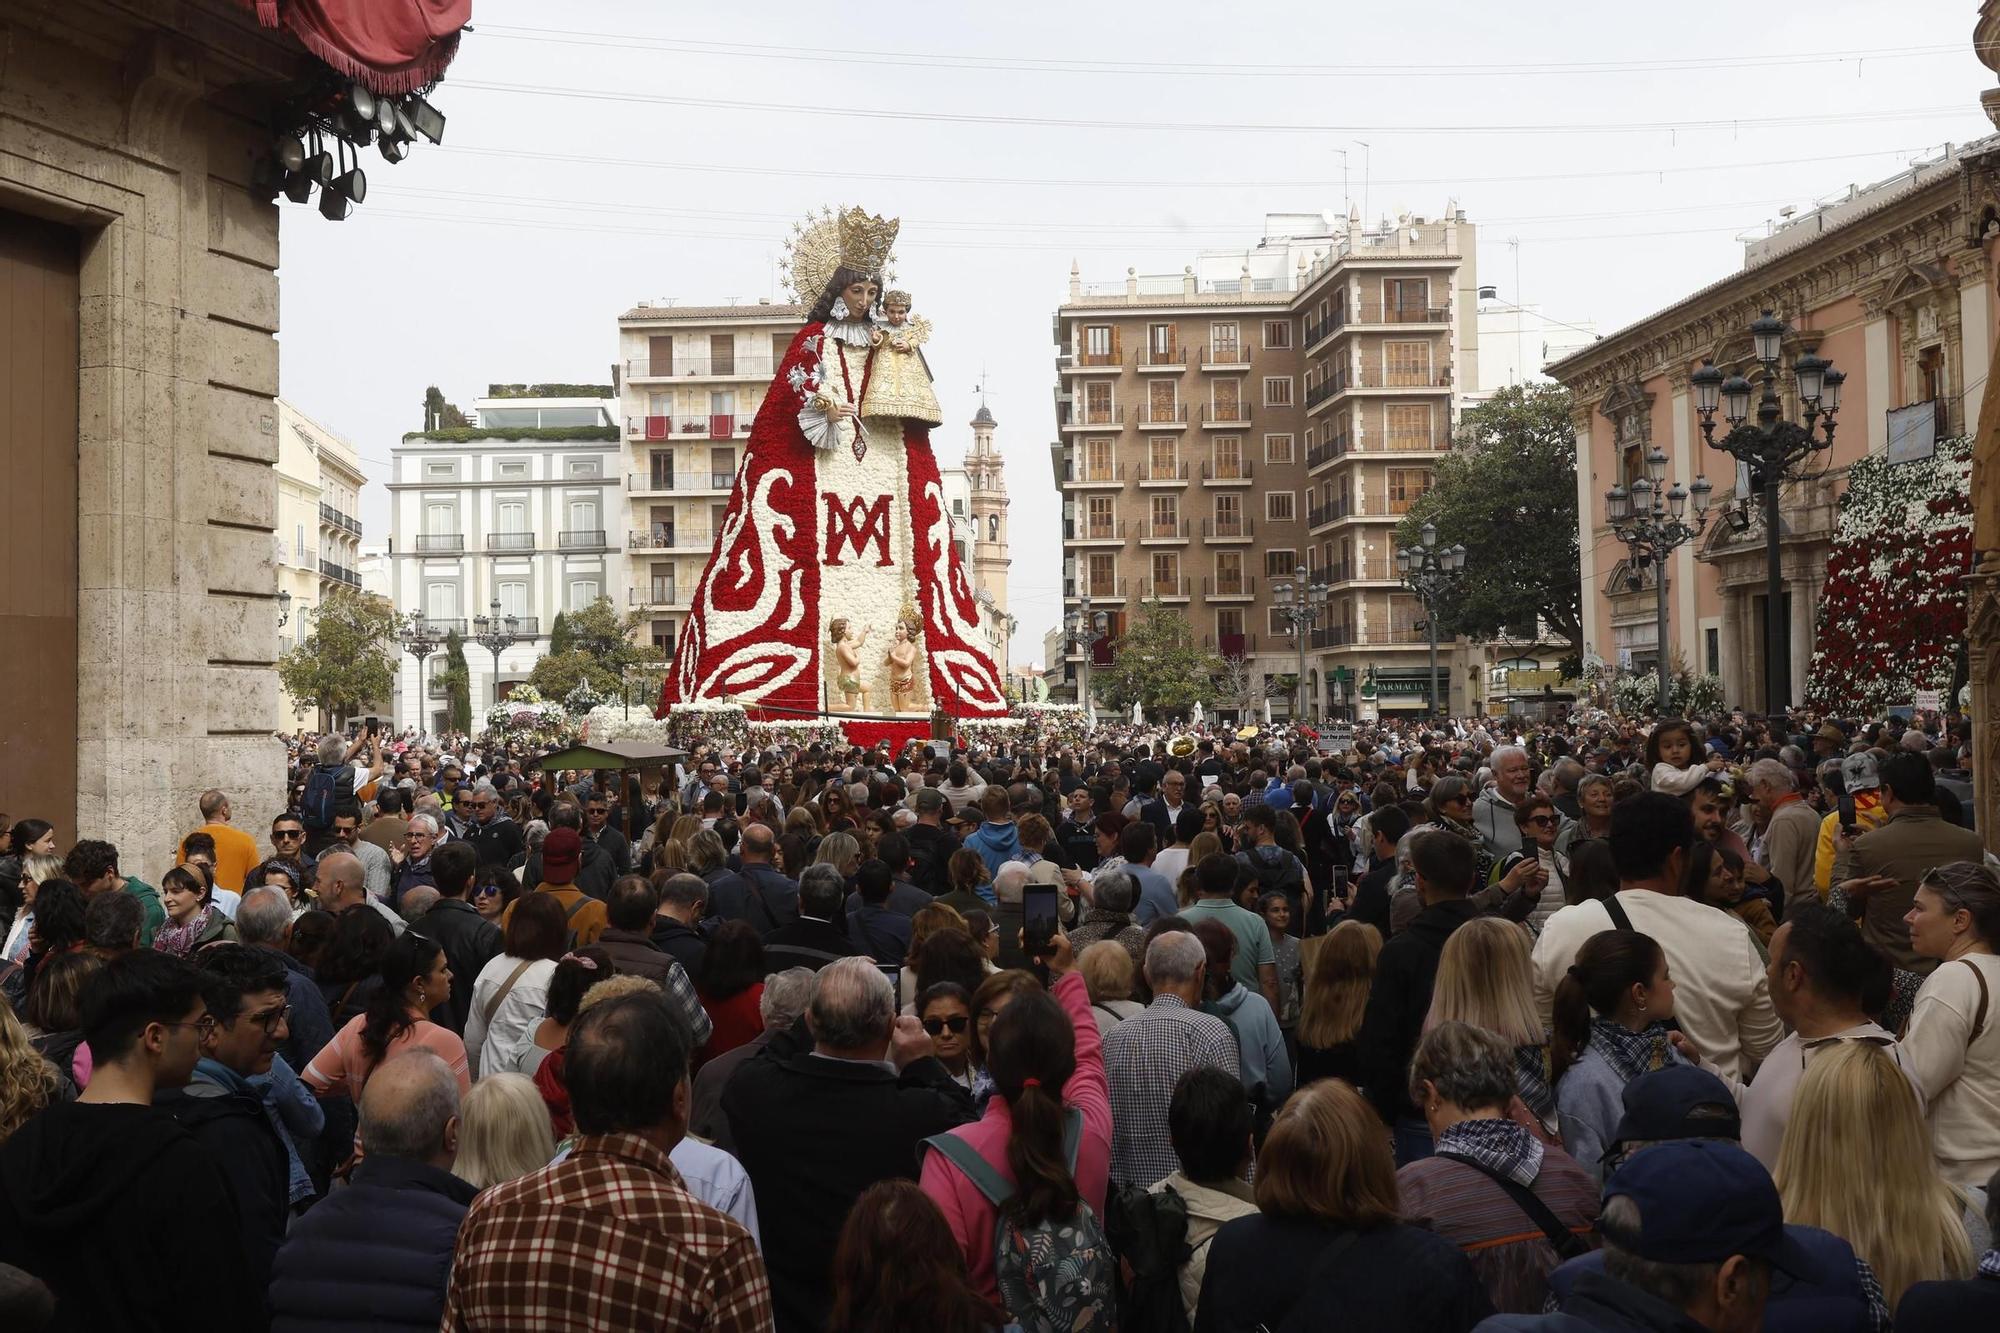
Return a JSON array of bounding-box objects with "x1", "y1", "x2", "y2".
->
[{"x1": 64, "y1": 839, "x2": 165, "y2": 948}]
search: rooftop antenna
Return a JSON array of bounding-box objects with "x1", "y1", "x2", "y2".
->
[
  {"x1": 1330, "y1": 147, "x2": 1350, "y2": 226},
  {"x1": 1355, "y1": 140, "x2": 1371, "y2": 230},
  {"x1": 974, "y1": 366, "x2": 990, "y2": 411}
]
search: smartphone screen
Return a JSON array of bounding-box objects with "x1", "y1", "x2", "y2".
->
[
  {"x1": 878, "y1": 963, "x2": 901, "y2": 1009},
  {"x1": 1023, "y1": 883, "x2": 1060, "y2": 952},
  {"x1": 1838, "y1": 793, "x2": 1857, "y2": 836}
]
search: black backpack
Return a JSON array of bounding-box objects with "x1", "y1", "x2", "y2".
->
[
  {"x1": 300, "y1": 762, "x2": 346, "y2": 831},
  {"x1": 1103, "y1": 1181, "x2": 1191, "y2": 1333}
]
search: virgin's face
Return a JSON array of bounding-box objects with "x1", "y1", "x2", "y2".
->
[{"x1": 840, "y1": 279, "x2": 878, "y2": 315}]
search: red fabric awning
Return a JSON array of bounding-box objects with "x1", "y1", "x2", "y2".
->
[{"x1": 239, "y1": 0, "x2": 470, "y2": 94}]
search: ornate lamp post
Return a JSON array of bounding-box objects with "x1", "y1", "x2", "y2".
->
[
  {"x1": 1396, "y1": 521, "x2": 1466, "y2": 723},
  {"x1": 1272, "y1": 563, "x2": 1330, "y2": 724},
  {"x1": 471, "y1": 597, "x2": 522, "y2": 713},
  {"x1": 396, "y1": 611, "x2": 443, "y2": 727},
  {"x1": 1690, "y1": 311, "x2": 1844, "y2": 714},
  {"x1": 1065, "y1": 592, "x2": 1108, "y2": 719},
  {"x1": 276, "y1": 589, "x2": 293, "y2": 630},
  {"x1": 1605, "y1": 445, "x2": 1713, "y2": 713}
]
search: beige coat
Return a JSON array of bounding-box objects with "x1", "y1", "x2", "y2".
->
[{"x1": 1150, "y1": 1171, "x2": 1260, "y2": 1324}]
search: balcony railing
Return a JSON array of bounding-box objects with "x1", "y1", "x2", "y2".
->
[
  {"x1": 1138, "y1": 346, "x2": 1187, "y2": 370},
  {"x1": 1065, "y1": 518, "x2": 1127, "y2": 542},
  {"x1": 1202, "y1": 631, "x2": 1259, "y2": 657},
  {"x1": 627, "y1": 473, "x2": 734, "y2": 493},
  {"x1": 558, "y1": 529, "x2": 608, "y2": 550},
  {"x1": 1306, "y1": 302, "x2": 1451, "y2": 347},
  {"x1": 318, "y1": 501, "x2": 361, "y2": 536},
  {"x1": 629, "y1": 527, "x2": 714, "y2": 552},
  {"x1": 317, "y1": 558, "x2": 360, "y2": 588},
  {"x1": 413, "y1": 534, "x2": 464, "y2": 553},
  {"x1": 626, "y1": 415, "x2": 747, "y2": 440},
  {"x1": 624, "y1": 355, "x2": 776, "y2": 379},
  {"x1": 1200, "y1": 459, "x2": 1254, "y2": 483},
  {"x1": 409, "y1": 617, "x2": 466, "y2": 637},
  {"x1": 1200, "y1": 516, "x2": 1255, "y2": 541},
  {"x1": 1200, "y1": 343, "x2": 1249, "y2": 368},
  {"x1": 630, "y1": 584, "x2": 688, "y2": 608},
  {"x1": 1139, "y1": 577, "x2": 1191, "y2": 599},
  {"x1": 1137, "y1": 460, "x2": 1189, "y2": 484},
  {"x1": 1074, "y1": 349, "x2": 1122, "y2": 368},
  {"x1": 1201, "y1": 575, "x2": 1258, "y2": 598},
  {"x1": 486, "y1": 532, "x2": 536, "y2": 552},
  {"x1": 1065, "y1": 462, "x2": 1126, "y2": 485},
  {"x1": 1326, "y1": 364, "x2": 1454, "y2": 394},
  {"x1": 1134, "y1": 403, "x2": 1188, "y2": 426},
  {"x1": 1199, "y1": 403, "x2": 1252, "y2": 427},
  {"x1": 1138, "y1": 520, "x2": 1188, "y2": 542},
  {"x1": 1063, "y1": 405, "x2": 1125, "y2": 429}
]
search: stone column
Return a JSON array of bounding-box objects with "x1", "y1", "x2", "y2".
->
[
  {"x1": 1717, "y1": 586, "x2": 1744, "y2": 707},
  {"x1": 1573, "y1": 403, "x2": 1602, "y2": 663},
  {"x1": 1960, "y1": 249, "x2": 1991, "y2": 433},
  {"x1": 1864, "y1": 309, "x2": 1893, "y2": 455}
]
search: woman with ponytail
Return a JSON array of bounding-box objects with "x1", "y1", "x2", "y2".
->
[
  {"x1": 1550, "y1": 930, "x2": 1685, "y2": 1178},
  {"x1": 919, "y1": 928, "x2": 1112, "y2": 1320}
]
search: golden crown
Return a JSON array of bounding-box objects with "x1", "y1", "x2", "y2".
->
[{"x1": 784, "y1": 205, "x2": 900, "y2": 304}]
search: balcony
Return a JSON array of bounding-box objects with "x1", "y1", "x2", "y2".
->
[
  {"x1": 1305, "y1": 302, "x2": 1451, "y2": 350},
  {"x1": 1306, "y1": 433, "x2": 1346, "y2": 470},
  {"x1": 1138, "y1": 346, "x2": 1187, "y2": 372},
  {"x1": 1140, "y1": 577, "x2": 1192, "y2": 601},
  {"x1": 413, "y1": 534, "x2": 464, "y2": 553},
  {"x1": 1137, "y1": 460, "x2": 1189, "y2": 486},
  {"x1": 629, "y1": 527, "x2": 714, "y2": 554},
  {"x1": 1138, "y1": 520, "x2": 1189, "y2": 544},
  {"x1": 1315, "y1": 364, "x2": 1455, "y2": 410},
  {"x1": 627, "y1": 473, "x2": 733, "y2": 495},
  {"x1": 1202, "y1": 631, "x2": 1259, "y2": 658},
  {"x1": 1060, "y1": 405, "x2": 1125, "y2": 432},
  {"x1": 1200, "y1": 459, "x2": 1254, "y2": 485},
  {"x1": 1200, "y1": 344, "x2": 1250, "y2": 372},
  {"x1": 408, "y1": 617, "x2": 466, "y2": 638},
  {"x1": 317, "y1": 558, "x2": 360, "y2": 589},
  {"x1": 1065, "y1": 518, "x2": 1127, "y2": 543},
  {"x1": 1326, "y1": 560, "x2": 1395, "y2": 584},
  {"x1": 1073, "y1": 349, "x2": 1124, "y2": 369},
  {"x1": 629, "y1": 583, "x2": 691, "y2": 609},
  {"x1": 485, "y1": 532, "x2": 536, "y2": 553},
  {"x1": 1199, "y1": 402, "x2": 1251, "y2": 429},
  {"x1": 623, "y1": 354, "x2": 776, "y2": 381},
  {"x1": 318, "y1": 501, "x2": 361, "y2": 537},
  {"x1": 1067, "y1": 578, "x2": 1128, "y2": 602},
  {"x1": 1064, "y1": 462, "x2": 1126, "y2": 488},
  {"x1": 1200, "y1": 516, "x2": 1255, "y2": 542},
  {"x1": 558, "y1": 529, "x2": 609, "y2": 550},
  {"x1": 1202, "y1": 575, "x2": 1257, "y2": 599},
  {"x1": 625, "y1": 415, "x2": 749, "y2": 441},
  {"x1": 1133, "y1": 403, "x2": 1189, "y2": 428}
]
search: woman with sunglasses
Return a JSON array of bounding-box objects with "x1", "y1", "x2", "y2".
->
[
  {"x1": 918, "y1": 981, "x2": 977, "y2": 1090},
  {"x1": 1418, "y1": 776, "x2": 1497, "y2": 902},
  {"x1": 470, "y1": 866, "x2": 522, "y2": 923},
  {"x1": 1901, "y1": 862, "x2": 2000, "y2": 1189},
  {"x1": 1488, "y1": 794, "x2": 1570, "y2": 932}
]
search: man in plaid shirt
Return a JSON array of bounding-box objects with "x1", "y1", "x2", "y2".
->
[
  {"x1": 443, "y1": 990, "x2": 772, "y2": 1332},
  {"x1": 1104, "y1": 928, "x2": 1241, "y2": 1188}
]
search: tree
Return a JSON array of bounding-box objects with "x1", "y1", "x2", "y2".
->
[
  {"x1": 1214, "y1": 656, "x2": 1262, "y2": 716},
  {"x1": 440, "y1": 631, "x2": 473, "y2": 733},
  {"x1": 1097, "y1": 601, "x2": 1226, "y2": 716},
  {"x1": 1395, "y1": 383, "x2": 1582, "y2": 672},
  {"x1": 276, "y1": 587, "x2": 398, "y2": 730},
  {"x1": 527, "y1": 597, "x2": 649, "y2": 701},
  {"x1": 422, "y1": 385, "x2": 469, "y2": 431},
  {"x1": 547, "y1": 611, "x2": 573, "y2": 657}
]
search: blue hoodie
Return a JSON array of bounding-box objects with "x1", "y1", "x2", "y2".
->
[
  {"x1": 964, "y1": 819, "x2": 1024, "y2": 875},
  {"x1": 1207, "y1": 983, "x2": 1293, "y2": 1108}
]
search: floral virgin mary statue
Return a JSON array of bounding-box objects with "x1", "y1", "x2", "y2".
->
[{"x1": 663, "y1": 206, "x2": 1006, "y2": 725}]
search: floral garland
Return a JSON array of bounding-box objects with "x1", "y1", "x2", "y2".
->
[
  {"x1": 1011, "y1": 702, "x2": 1090, "y2": 749},
  {"x1": 959, "y1": 716, "x2": 1026, "y2": 749},
  {"x1": 1610, "y1": 670, "x2": 1725, "y2": 719},
  {"x1": 1806, "y1": 435, "x2": 1973, "y2": 715},
  {"x1": 664, "y1": 701, "x2": 748, "y2": 752},
  {"x1": 748, "y1": 718, "x2": 849, "y2": 749},
  {"x1": 484, "y1": 685, "x2": 573, "y2": 747}
]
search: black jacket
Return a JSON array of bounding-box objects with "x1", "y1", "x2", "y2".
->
[
  {"x1": 157, "y1": 1077, "x2": 293, "y2": 1324},
  {"x1": 411, "y1": 898, "x2": 502, "y2": 1033},
  {"x1": 460, "y1": 815, "x2": 524, "y2": 868},
  {"x1": 267, "y1": 1154, "x2": 478, "y2": 1333},
  {"x1": 738, "y1": 863, "x2": 801, "y2": 932},
  {"x1": 520, "y1": 840, "x2": 616, "y2": 901},
  {"x1": 649, "y1": 916, "x2": 707, "y2": 975},
  {"x1": 251, "y1": 945, "x2": 335, "y2": 1071},
  {"x1": 701, "y1": 865, "x2": 763, "y2": 925},
  {"x1": 0, "y1": 1101, "x2": 256, "y2": 1333},
  {"x1": 588, "y1": 824, "x2": 633, "y2": 876},
  {"x1": 1349, "y1": 860, "x2": 1398, "y2": 936},
  {"x1": 1899, "y1": 1274, "x2": 2000, "y2": 1333},
  {"x1": 762, "y1": 915, "x2": 865, "y2": 972},
  {"x1": 1356, "y1": 896, "x2": 1481, "y2": 1126},
  {"x1": 1057, "y1": 817, "x2": 1100, "y2": 871},
  {"x1": 1193, "y1": 1214, "x2": 1492, "y2": 1333},
  {"x1": 904, "y1": 823, "x2": 961, "y2": 895},
  {"x1": 723, "y1": 1027, "x2": 976, "y2": 1333}
]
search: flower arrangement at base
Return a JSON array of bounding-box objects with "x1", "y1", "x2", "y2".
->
[
  {"x1": 484, "y1": 685, "x2": 573, "y2": 747},
  {"x1": 1011, "y1": 702, "x2": 1089, "y2": 749},
  {"x1": 1806, "y1": 434, "x2": 1973, "y2": 716},
  {"x1": 664, "y1": 701, "x2": 747, "y2": 752},
  {"x1": 747, "y1": 718, "x2": 849, "y2": 750},
  {"x1": 1609, "y1": 669, "x2": 1726, "y2": 719},
  {"x1": 958, "y1": 716, "x2": 1026, "y2": 749},
  {"x1": 562, "y1": 678, "x2": 607, "y2": 717},
  {"x1": 581, "y1": 706, "x2": 670, "y2": 747}
]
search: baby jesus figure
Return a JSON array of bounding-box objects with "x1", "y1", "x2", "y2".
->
[{"x1": 859, "y1": 289, "x2": 943, "y2": 427}]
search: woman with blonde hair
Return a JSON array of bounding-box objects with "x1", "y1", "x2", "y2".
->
[
  {"x1": 899, "y1": 902, "x2": 967, "y2": 1014},
  {"x1": 2, "y1": 853, "x2": 66, "y2": 964},
  {"x1": 1426, "y1": 916, "x2": 1555, "y2": 1131},
  {"x1": 1294, "y1": 919, "x2": 1380, "y2": 1088},
  {"x1": 0, "y1": 1000, "x2": 61, "y2": 1143},
  {"x1": 1077, "y1": 940, "x2": 1143, "y2": 1038},
  {"x1": 1177, "y1": 832, "x2": 1223, "y2": 907},
  {"x1": 454, "y1": 1072, "x2": 557, "y2": 1190},
  {"x1": 1776, "y1": 1040, "x2": 1974, "y2": 1314},
  {"x1": 814, "y1": 831, "x2": 862, "y2": 882},
  {"x1": 1196, "y1": 1079, "x2": 1492, "y2": 1331}
]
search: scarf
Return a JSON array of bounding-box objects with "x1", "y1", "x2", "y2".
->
[
  {"x1": 1588, "y1": 1017, "x2": 1675, "y2": 1083},
  {"x1": 1436, "y1": 1116, "x2": 1544, "y2": 1188},
  {"x1": 153, "y1": 905, "x2": 214, "y2": 959},
  {"x1": 1514, "y1": 1042, "x2": 1557, "y2": 1123},
  {"x1": 196, "y1": 1057, "x2": 315, "y2": 1204},
  {"x1": 1979, "y1": 1248, "x2": 2000, "y2": 1279}
]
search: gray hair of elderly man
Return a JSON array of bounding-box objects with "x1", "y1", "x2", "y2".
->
[
  {"x1": 1092, "y1": 869, "x2": 1137, "y2": 916},
  {"x1": 406, "y1": 812, "x2": 441, "y2": 837},
  {"x1": 236, "y1": 886, "x2": 295, "y2": 946},
  {"x1": 992, "y1": 860, "x2": 1030, "y2": 906},
  {"x1": 472, "y1": 781, "x2": 500, "y2": 801},
  {"x1": 359, "y1": 1049, "x2": 461, "y2": 1163},
  {"x1": 1745, "y1": 758, "x2": 1795, "y2": 794},
  {"x1": 1144, "y1": 929, "x2": 1206, "y2": 988},
  {"x1": 316, "y1": 733, "x2": 347, "y2": 766},
  {"x1": 807, "y1": 956, "x2": 895, "y2": 1052},
  {"x1": 760, "y1": 967, "x2": 819, "y2": 1031}
]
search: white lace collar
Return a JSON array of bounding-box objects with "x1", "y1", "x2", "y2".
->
[{"x1": 823, "y1": 317, "x2": 876, "y2": 348}]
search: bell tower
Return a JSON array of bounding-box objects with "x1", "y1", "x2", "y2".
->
[{"x1": 966, "y1": 402, "x2": 1012, "y2": 670}]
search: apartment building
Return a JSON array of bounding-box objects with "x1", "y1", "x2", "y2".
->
[
  {"x1": 275, "y1": 399, "x2": 369, "y2": 727},
  {"x1": 387, "y1": 389, "x2": 621, "y2": 730},
  {"x1": 615, "y1": 299, "x2": 802, "y2": 660},
  {"x1": 1053, "y1": 209, "x2": 1480, "y2": 717}
]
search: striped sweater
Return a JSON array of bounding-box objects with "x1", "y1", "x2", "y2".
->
[{"x1": 1397, "y1": 1142, "x2": 1601, "y2": 1315}]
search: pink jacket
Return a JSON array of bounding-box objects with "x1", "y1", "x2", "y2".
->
[{"x1": 919, "y1": 968, "x2": 1111, "y2": 1304}]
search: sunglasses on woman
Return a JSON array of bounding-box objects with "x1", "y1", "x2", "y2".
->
[{"x1": 922, "y1": 1015, "x2": 970, "y2": 1035}]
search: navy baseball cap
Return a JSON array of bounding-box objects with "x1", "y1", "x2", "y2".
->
[
  {"x1": 1602, "y1": 1140, "x2": 1820, "y2": 1282},
  {"x1": 1609, "y1": 1064, "x2": 1741, "y2": 1150}
]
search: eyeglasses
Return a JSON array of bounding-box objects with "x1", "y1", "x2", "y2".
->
[
  {"x1": 159, "y1": 1015, "x2": 218, "y2": 1039},
  {"x1": 473, "y1": 884, "x2": 501, "y2": 897},
  {"x1": 272, "y1": 829, "x2": 305, "y2": 841},
  {"x1": 244, "y1": 1003, "x2": 291, "y2": 1034},
  {"x1": 921, "y1": 1015, "x2": 970, "y2": 1035},
  {"x1": 1525, "y1": 815, "x2": 1557, "y2": 828}
]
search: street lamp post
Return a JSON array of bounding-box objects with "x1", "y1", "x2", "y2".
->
[
  {"x1": 1604, "y1": 445, "x2": 1713, "y2": 713},
  {"x1": 471, "y1": 597, "x2": 522, "y2": 714},
  {"x1": 1065, "y1": 592, "x2": 1108, "y2": 718},
  {"x1": 1690, "y1": 312, "x2": 1844, "y2": 715},
  {"x1": 395, "y1": 611, "x2": 443, "y2": 728},
  {"x1": 1396, "y1": 521, "x2": 1466, "y2": 724},
  {"x1": 1272, "y1": 563, "x2": 1329, "y2": 724}
]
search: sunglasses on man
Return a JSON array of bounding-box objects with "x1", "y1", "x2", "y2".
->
[{"x1": 921, "y1": 1015, "x2": 970, "y2": 1036}]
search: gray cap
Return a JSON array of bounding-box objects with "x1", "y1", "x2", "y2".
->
[
  {"x1": 1840, "y1": 751, "x2": 1879, "y2": 792},
  {"x1": 913, "y1": 787, "x2": 945, "y2": 815}
]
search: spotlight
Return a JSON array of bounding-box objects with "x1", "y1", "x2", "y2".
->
[
  {"x1": 402, "y1": 94, "x2": 446, "y2": 145},
  {"x1": 282, "y1": 170, "x2": 315, "y2": 204},
  {"x1": 378, "y1": 134, "x2": 409, "y2": 164},
  {"x1": 274, "y1": 132, "x2": 306, "y2": 173},
  {"x1": 331, "y1": 166, "x2": 367, "y2": 205},
  {"x1": 318, "y1": 185, "x2": 352, "y2": 221},
  {"x1": 304, "y1": 150, "x2": 334, "y2": 187},
  {"x1": 349, "y1": 84, "x2": 376, "y2": 124},
  {"x1": 375, "y1": 96, "x2": 397, "y2": 138}
]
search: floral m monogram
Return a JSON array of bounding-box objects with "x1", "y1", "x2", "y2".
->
[{"x1": 822, "y1": 492, "x2": 894, "y2": 567}]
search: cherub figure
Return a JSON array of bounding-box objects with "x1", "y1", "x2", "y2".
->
[
  {"x1": 885, "y1": 617, "x2": 925, "y2": 713},
  {"x1": 829, "y1": 618, "x2": 872, "y2": 710}
]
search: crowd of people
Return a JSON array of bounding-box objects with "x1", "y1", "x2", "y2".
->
[{"x1": 0, "y1": 702, "x2": 1993, "y2": 1332}]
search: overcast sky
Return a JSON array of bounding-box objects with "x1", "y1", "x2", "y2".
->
[{"x1": 278, "y1": 0, "x2": 1996, "y2": 666}]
